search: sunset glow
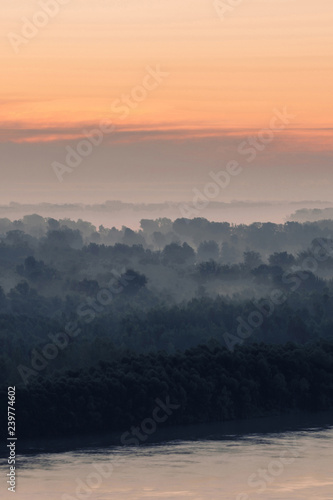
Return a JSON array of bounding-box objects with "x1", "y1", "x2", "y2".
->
[
  {"x1": 1, "y1": 0, "x2": 332, "y2": 203},
  {"x1": 2, "y1": 1, "x2": 333, "y2": 137}
]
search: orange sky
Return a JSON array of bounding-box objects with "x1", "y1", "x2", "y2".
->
[
  {"x1": 0, "y1": 0, "x2": 332, "y2": 205},
  {"x1": 1, "y1": 0, "x2": 333, "y2": 140}
]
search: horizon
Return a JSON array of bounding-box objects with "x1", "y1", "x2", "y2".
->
[
  {"x1": 0, "y1": 198, "x2": 333, "y2": 230},
  {"x1": 1, "y1": 0, "x2": 333, "y2": 206}
]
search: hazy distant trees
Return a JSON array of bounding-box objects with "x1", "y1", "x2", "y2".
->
[
  {"x1": 22, "y1": 214, "x2": 47, "y2": 238},
  {"x1": 198, "y1": 260, "x2": 222, "y2": 279},
  {"x1": 122, "y1": 227, "x2": 145, "y2": 246},
  {"x1": 43, "y1": 228, "x2": 83, "y2": 250},
  {"x1": 0, "y1": 286, "x2": 6, "y2": 311},
  {"x1": 243, "y1": 251, "x2": 263, "y2": 270},
  {"x1": 2, "y1": 214, "x2": 333, "y2": 442},
  {"x1": 1, "y1": 215, "x2": 333, "y2": 389},
  {"x1": 70, "y1": 278, "x2": 100, "y2": 296},
  {"x1": 2, "y1": 215, "x2": 333, "y2": 257},
  {"x1": 120, "y1": 269, "x2": 148, "y2": 295},
  {"x1": 162, "y1": 242, "x2": 195, "y2": 265},
  {"x1": 152, "y1": 231, "x2": 166, "y2": 250},
  {"x1": 17, "y1": 256, "x2": 59, "y2": 283},
  {"x1": 197, "y1": 241, "x2": 219, "y2": 262},
  {"x1": 269, "y1": 252, "x2": 295, "y2": 269}
]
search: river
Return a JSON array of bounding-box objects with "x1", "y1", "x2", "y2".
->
[{"x1": 1, "y1": 413, "x2": 332, "y2": 500}]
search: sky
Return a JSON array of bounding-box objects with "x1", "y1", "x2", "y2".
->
[{"x1": 0, "y1": 0, "x2": 332, "y2": 206}]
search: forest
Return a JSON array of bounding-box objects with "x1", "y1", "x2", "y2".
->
[
  {"x1": 1, "y1": 214, "x2": 333, "y2": 438},
  {"x1": 2, "y1": 341, "x2": 333, "y2": 439}
]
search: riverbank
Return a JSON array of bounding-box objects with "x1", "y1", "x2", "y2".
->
[{"x1": 3, "y1": 409, "x2": 333, "y2": 458}]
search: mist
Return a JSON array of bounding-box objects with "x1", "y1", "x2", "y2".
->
[{"x1": 1, "y1": 199, "x2": 333, "y2": 230}]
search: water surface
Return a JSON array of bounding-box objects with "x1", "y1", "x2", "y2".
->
[{"x1": 1, "y1": 414, "x2": 332, "y2": 500}]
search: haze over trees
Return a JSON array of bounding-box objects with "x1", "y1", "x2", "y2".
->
[{"x1": 1, "y1": 214, "x2": 333, "y2": 438}]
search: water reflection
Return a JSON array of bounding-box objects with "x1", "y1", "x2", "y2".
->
[{"x1": 1, "y1": 415, "x2": 333, "y2": 500}]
